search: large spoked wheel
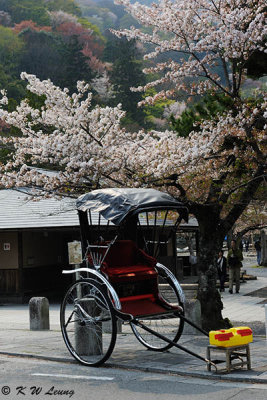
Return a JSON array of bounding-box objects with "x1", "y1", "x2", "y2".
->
[
  {"x1": 130, "y1": 274, "x2": 184, "y2": 351},
  {"x1": 60, "y1": 279, "x2": 117, "y2": 366}
]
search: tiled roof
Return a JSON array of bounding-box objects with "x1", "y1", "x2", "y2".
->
[
  {"x1": 0, "y1": 189, "x2": 197, "y2": 230},
  {"x1": 0, "y1": 189, "x2": 79, "y2": 229}
]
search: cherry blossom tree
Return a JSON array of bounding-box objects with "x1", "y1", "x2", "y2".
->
[
  {"x1": 91, "y1": 71, "x2": 115, "y2": 103},
  {"x1": 0, "y1": 73, "x2": 127, "y2": 194},
  {"x1": 113, "y1": 0, "x2": 267, "y2": 104},
  {"x1": 48, "y1": 10, "x2": 80, "y2": 29},
  {"x1": 110, "y1": 0, "x2": 267, "y2": 328},
  {"x1": 0, "y1": 0, "x2": 266, "y2": 330},
  {"x1": 0, "y1": 71, "x2": 266, "y2": 329},
  {"x1": 234, "y1": 201, "x2": 267, "y2": 243}
]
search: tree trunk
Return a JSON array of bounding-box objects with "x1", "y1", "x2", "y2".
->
[
  {"x1": 197, "y1": 246, "x2": 231, "y2": 331},
  {"x1": 193, "y1": 205, "x2": 231, "y2": 331}
]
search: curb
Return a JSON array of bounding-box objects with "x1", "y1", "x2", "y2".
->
[
  {"x1": 107, "y1": 363, "x2": 267, "y2": 385},
  {"x1": 0, "y1": 351, "x2": 74, "y2": 365},
  {"x1": 1, "y1": 351, "x2": 267, "y2": 385}
]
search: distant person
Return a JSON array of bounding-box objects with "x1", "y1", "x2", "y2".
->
[
  {"x1": 245, "y1": 238, "x2": 249, "y2": 252},
  {"x1": 217, "y1": 250, "x2": 227, "y2": 292},
  {"x1": 254, "y1": 240, "x2": 261, "y2": 266},
  {"x1": 227, "y1": 240, "x2": 243, "y2": 294}
]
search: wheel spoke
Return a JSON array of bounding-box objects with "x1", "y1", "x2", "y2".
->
[
  {"x1": 60, "y1": 279, "x2": 117, "y2": 366},
  {"x1": 130, "y1": 275, "x2": 184, "y2": 351}
]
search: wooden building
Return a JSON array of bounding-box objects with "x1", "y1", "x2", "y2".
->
[
  {"x1": 0, "y1": 189, "x2": 198, "y2": 303},
  {"x1": 0, "y1": 189, "x2": 80, "y2": 302}
]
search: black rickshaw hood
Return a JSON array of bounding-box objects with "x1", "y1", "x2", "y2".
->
[{"x1": 76, "y1": 188, "x2": 188, "y2": 225}]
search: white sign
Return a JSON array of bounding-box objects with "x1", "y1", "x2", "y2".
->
[
  {"x1": 68, "y1": 241, "x2": 83, "y2": 265},
  {"x1": 3, "y1": 243, "x2": 10, "y2": 251}
]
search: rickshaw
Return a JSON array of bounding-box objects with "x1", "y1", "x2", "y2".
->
[{"x1": 61, "y1": 188, "x2": 210, "y2": 367}]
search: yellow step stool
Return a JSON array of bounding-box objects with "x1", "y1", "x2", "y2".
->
[
  {"x1": 209, "y1": 326, "x2": 253, "y2": 347},
  {"x1": 207, "y1": 344, "x2": 252, "y2": 373}
]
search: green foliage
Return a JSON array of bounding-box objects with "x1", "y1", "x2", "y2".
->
[
  {"x1": 241, "y1": 76, "x2": 267, "y2": 99},
  {"x1": 0, "y1": 26, "x2": 24, "y2": 69},
  {"x1": 78, "y1": 3, "x2": 115, "y2": 31},
  {"x1": 108, "y1": 38, "x2": 146, "y2": 126},
  {"x1": 78, "y1": 17, "x2": 105, "y2": 44},
  {"x1": 0, "y1": 74, "x2": 26, "y2": 103},
  {"x1": 76, "y1": 0, "x2": 139, "y2": 32},
  {"x1": 46, "y1": 0, "x2": 82, "y2": 17},
  {"x1": 0, "y1": 147, "x2": 12, "y2": 167},
  {"x1": 102, "y1": 35, "x2": 119, "y2": 63},
  {"x1": 18, "y1": 30, "x2": 93, "y2": 93},
  {"x1": 26, "y1": 91, "x2": 46, "y2": 110},
  {"x1": 170, "y1": 93, "x2": 233, "y2": 137},
  {"x1": 0, "y1": 27, "x2": 25, "y2": 101},
  {"x1": 59, "y1": 35, "x2": 94, "y2": 93},
  {"x1": 0, "y1": 0, "x2": 50, "y2": 25},
  {"x1": 117, "y1": 13, "x2": 140, "y2": 29},
  {"x1": 18, "y1": 30, "x2": 64, "y2": 84},
  {"x1": 143, "y1": 88, "x2": 174, "y2": 128}
]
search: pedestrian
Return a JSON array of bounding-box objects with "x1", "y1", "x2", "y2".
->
[
  {"x1": 217, "y1": 250, "x2": 227, "y2": 292},
  {"x1": 254, "y1": 239, "x2": 261, "y2": 266},
  {"x1": 245, "y1": 238, "x2": 249, "y2": 252},
  {"x1": 227, "y1": 239, "x2": 243, "y2": 294}
]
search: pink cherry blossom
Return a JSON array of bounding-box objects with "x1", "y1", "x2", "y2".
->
[{"x1": 113, "y1": 0, "x2": 267, "y2": 103}]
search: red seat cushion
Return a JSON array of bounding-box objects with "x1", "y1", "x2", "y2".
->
[
  {"x1": 104, "y1": 240, "x2": 156, "y2": 268},
  {"x1": 120, "y1": 294, "x2": 163, "y2": 316},
  {"x1": 97, "y1": 240, "x2": 157, "y2": 284},
  {"x1": 102, "y1": 263, "x2": 157, "y2": 283},
  {"x1": 119, "y1": 294, "x2": 182, "y2": 317},
  {"x1": 88, "y1": 240, "x2": 158, "y2": 299},
  {"x1": 104, "y1": 240, "x2": 136, "y2": 266},
  {"x1": 89, "y1": 240, "x2": 182, "y2": 317}
]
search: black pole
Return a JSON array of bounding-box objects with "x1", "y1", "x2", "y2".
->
[
  {"x1": 133, "y1": 319, "x2": 209, "y2": 364},
  {"x1": 179, "y1": 314, "x2": 209, "y2": 337},
  {"x1": 78, "y1": 210, "x2": 90, "y2": 259}
]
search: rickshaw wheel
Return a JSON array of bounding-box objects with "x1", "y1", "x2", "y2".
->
[
  {"x1": 60, "y1": 279, "x2": 117, "y2": 366},
  {"x1": 130, "y1": 275, "x2": 184, "y2": 351}
]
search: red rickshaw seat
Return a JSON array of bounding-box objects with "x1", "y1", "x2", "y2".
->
[
  {"x1": 100, "y1": 240, "x2": 157, "y2": 284},
  {"x1": 87, "y1": 240, "x2": 182, "y2": 317}
]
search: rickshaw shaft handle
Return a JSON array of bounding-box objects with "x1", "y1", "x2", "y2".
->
[
  {"x1": 179, "y1": 313, "x2": 209, "y2": 337},
  {"x1": 133, "y1": 319, "x2": 209, "y2": 364}
]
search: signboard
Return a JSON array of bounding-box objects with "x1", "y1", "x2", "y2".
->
[
  {"x1": 68, "y1": 241, "x2": 82, "y2": 265},
  {"x1": 3, "y1": 243, "x2": 10, "y2": 251}
]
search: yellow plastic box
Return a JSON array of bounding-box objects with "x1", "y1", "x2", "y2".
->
[{"x1": 209, "y1": 326, "x2": 253, "y2": 347}]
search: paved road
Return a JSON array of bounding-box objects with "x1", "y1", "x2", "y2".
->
[
  {"x1": 1, "y1": 355, "x2": 267, "y2": 400},
  {"x1": 1, "y1": 255, "x2": 267, "y2": 389}
]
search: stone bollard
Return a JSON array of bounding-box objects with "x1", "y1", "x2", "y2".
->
[
  {"x1": 103, "y1": 319, "x2": 122, "y2": 334},
  {"x1": 183, "y1": 299, "x2": 202, "y2": 335},
  {"x1": 75, "y1": 298, "x2": 102, "y2": 356},
  {"x1": 29, "y1": 297, "x2": 50, "y2": 330}
]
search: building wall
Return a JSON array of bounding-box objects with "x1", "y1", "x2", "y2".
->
[
  {"x1": 22, "y1": 231, "x2": 65, "y2": 268},
  {"x1": 0, "y1": 232, "x2": 19, "y2": 294},
  {"x1": 0, "y1": 231, "x2": 19, "y2": 269},
  {"x1": 0, "y1": 228, "x2": 79, "y2": 298},
  {"x1": 21, "y1": 230, "x2": 78, "y2": 296}
]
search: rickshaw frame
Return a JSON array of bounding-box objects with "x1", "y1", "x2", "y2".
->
[{"x1": 60, "y1": 188, "x2": 214, "y2": 369}]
